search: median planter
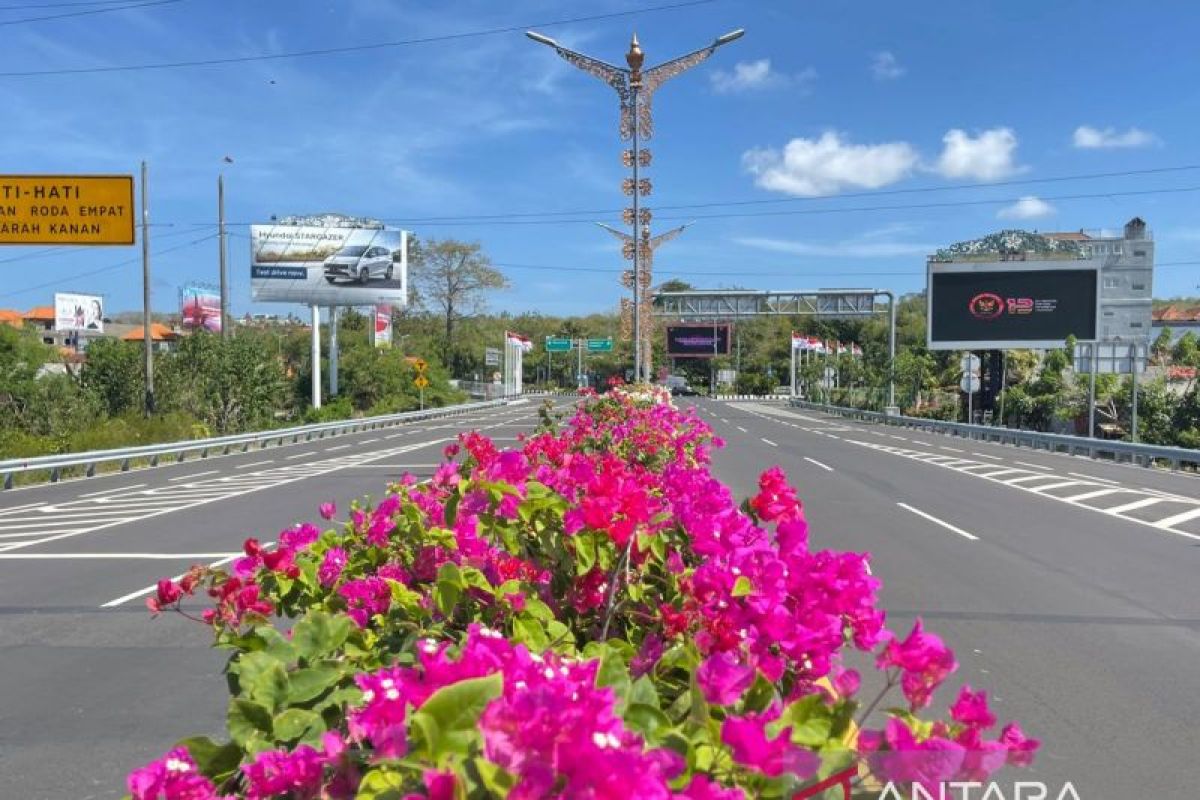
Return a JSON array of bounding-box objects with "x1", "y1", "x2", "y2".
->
[{"x1": 128, "y1": 387, "x2": 1039, "y2": 799}]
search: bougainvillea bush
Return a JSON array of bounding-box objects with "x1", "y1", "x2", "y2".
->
[{"x1": 129, "y1": 388, "x2": 1038, "y2": 799}]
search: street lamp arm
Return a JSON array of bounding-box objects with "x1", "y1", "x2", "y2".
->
[
  {"x1": 595, "y1": 222, "x2": 633, "y2": 243},
  {"x1": 642, "y1": 43, "x2": 724, "y2": 94},
  {"x1": 649, "y1": 222, "x2": 690, "y2": 249},
  {"x1": 527, "y1": 31, "x2": 628, "y2": 92}
]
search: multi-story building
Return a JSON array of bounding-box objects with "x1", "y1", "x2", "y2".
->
[{"x1": 1043, "y1": 217, "x2": 1154, "y2": 341}]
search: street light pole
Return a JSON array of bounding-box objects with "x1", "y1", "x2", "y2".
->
[
  {"x1": 218, "y1": 174, "x2": 229, "y2": 339},
  {"x1": 527, "y1": 27, "x2": 743, "y2": 383}
]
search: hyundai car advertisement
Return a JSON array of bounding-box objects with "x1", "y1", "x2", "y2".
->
[
  {"x1": 927, "y1": 261, "x2": 1099, "y2": 349},
  {"x1": 250, "y1": 225, "x2": 407, "y2": 305}
]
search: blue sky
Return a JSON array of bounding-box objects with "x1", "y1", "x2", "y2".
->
[{"x1": 2, "y1": 0, "x2": 1199, "y2": 317}]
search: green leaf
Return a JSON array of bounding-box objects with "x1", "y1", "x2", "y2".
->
[
  {"x1": 273, "y1": 708, "x2": 323, "y2": 743},
  {"x1": 775, "y1": 694, "x2": 834, "y2": 747},
  {"x1": 356, "y1": 767, "x2": 407, "y2": 800},
  {"x1": 511, "y1": 614, "x2": 548, "y2": 651},
  {"x1": 469, "y1": 757, "x2": 515, "y2": 795},
  {"x1": 287, "y1": 663, "x2": 343, "y2": 705},
  {"x1": 622, "y1": 703, "x2": 672, "y2": 744},
  {"x1": 434, "y1": 579, "x2": 461, "y2": 617},
  {"x1": 437, "y1": 561, "x2": 464, "y2": 589},
  {"x1": 228, "y1": 698, "x2": 273, "y2": 747},
  {"x1": 573, "y1": 532, "x2": 597, "y2": 574},
  {"x1": 410, "y1": 673, "x2": 503, "y2": 763},
  {"x1": 460, "y1": 566, "x2": 494, "y2": 595},
  {"x1": 235, "y1": 653, "x2": 289, "y2": 712},
  {"x1": 521, "y1": 596, "x2": 554, "y2": 622},
  {"x1": 731, "y1": 575, "x2": 753, "y2": 597},
  {"x1": 627, "y1": 675, "x2": 660, "y2": 708},
  {"x1": 291, "y1": 611, "x2": 353, "y2": 661},
  {"x1": 173, "y1": 736, "x2": 241, "y2": 781}
]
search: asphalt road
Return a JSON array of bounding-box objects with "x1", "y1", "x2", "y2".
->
[
  {"x1": 3, "y1": 396, "x2": 1197, "y2": 798},
  {"x1": 683, "y1": 398, "x2": 1200, "y2": 800},
  {"x1": 0, "y1": 398, "x2": 566, "y2": 800}
]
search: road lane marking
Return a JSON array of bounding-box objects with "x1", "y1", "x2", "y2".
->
[
  {"x1": 79, "y1": 484, "x2": 146, "y2": 498},
  {"x1": 1064, "y1": 487, "x2": 1124, "y2": 502},
  {"x1": 1105, "y1": 497, "x2": 1164, "y2": 514},
  {"x1": 1014, "y1": 461, "x2": 1053, "y2": 471},
  {"x1": 1068, "y1": 472, "x2": 1119, "y2": 485},
  {"x1": 939, "y1": 446, "x2": 965, "y2": 453},
  {"x1": 169, "y1": 470, "x2": 218, "y2": 482},
  {"x1": 235, "y1": 460, "x2": 274, "y2": 470},
  {"x1": 896, "y1": 502, "x2": 979, "y2": 541},
  {"x1": 285, "y1": 452, "x2": 310, "y2": 460},
  {"x1": 1004, "y1": 474, "x2": 1066, "y2": 484},
  {"x1": 0, "y1": 501, "x2": 47, "y2": 514},
  {"x1": 971, "y1": 452, "x2": 1003, "y2": 460},
  {"x1": 803, "y1": 457, "x2": 834, "y2": 472},
  {"x1": 325, "y1": 445, "x2": 351, "y2": 452},
  {"x1": 761, "y1": 438, "x2": 778, "y2": 447},
  {"x1": 736, "y1": 426, "x2": 748, "y2": 432},
  {"x1": 1152, "y1": 506, "x2": 1200, "y2": 530},
  {"x1": 0, "y1": 552, "x2": 238, "y2": 560},
  {"x1": 1030, "y1": 480, "x2": 1089, "y2": 493},
  {"x1": 360, "y1": 438, "x2": 379, "y2": 444}
]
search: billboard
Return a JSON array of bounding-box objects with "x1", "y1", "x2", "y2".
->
[
  {"x1": 180, "y1": 283, "x2": 221, "y2": 333},
  {"x1": 371, "y1": 305, "x2": 392, "y2": 348},
  {"x1": 0, "y1": 175, "x2": 134, "y2": 245},
  {"x1": 927, "y1": 261, "x2": 1099, "y2": 350},
  {"x1": 54, "y1": 292, "x2": 104, "y2": 332},
  {"x1": 250, "y1": 225, "x2": 407, "y2": 305},
  {"x1": 665, "y1": 324, "x2": 731, "y2": 357}
]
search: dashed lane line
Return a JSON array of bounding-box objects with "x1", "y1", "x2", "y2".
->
[
  {"x1": 78, "y1": 484, "x2": 146, "y2": 498},
  {"x1": 235, "y1": 459, "x2": 274, "y2": 470},
  {"x1": 168, "y1": 470, "x2": 218, "y2": 482},
  {"x1": 971, "y1": 452, "x2": 1003, "y2": 460},
  {"x1": 761, "y1": 438, "x2": 778, "y2": 447},
  {"x1": 1068, "y1": 472, "x2": 1120, "y2": 485},
  {"x1": 804, "y1": 457, "x2": 834, "y2": 472},
  {"x1": 896, "y1": 503, "x2": 979, "y2": 541}
]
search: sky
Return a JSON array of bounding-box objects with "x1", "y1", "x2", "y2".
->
[{"x1": 2, "y1": 0, "x2": 1200, "y2": 318}]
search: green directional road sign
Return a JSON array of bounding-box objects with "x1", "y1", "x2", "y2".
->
[
  {"x1": 545, "y1": 337, "x2": 572, "y2": 352},
  {"x1": 587, "y1": 337, "x2": 614, "y2": 352}
]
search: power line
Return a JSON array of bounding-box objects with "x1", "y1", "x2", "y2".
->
[
  {"x1": 0, "y1": 231, "x2": 217, "y2": 299},
  {"x1": 0, "y1": 0, "x2": 150, "y2": 9},
  {"x1": 0, "y1": 0, "x2": 181, "y2": 26},
  {"x1": 0, "y1": 0, "x2": 715, "y2": 77}
]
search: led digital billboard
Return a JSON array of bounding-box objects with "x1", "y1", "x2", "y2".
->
[
  {"x1": 927, "y1": 261, "x2": 1099, "y2": 350},
  {"x1": 250, "y1": 225, "x2": 408, "y2": 306},
  {"x1": 180, "y1": 283, "x2": 221, "y2": 333},
  {"x1": 665, "y1": 324, "x2": 731, "y2": 357}
]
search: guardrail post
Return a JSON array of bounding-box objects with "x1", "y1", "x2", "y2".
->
[
  {"x1": 121, "y1": 459, "x2": 130, "y2": 472},
  {"x1": 150, "y1": 455, "x2": 159, "y2": 467},
  {"x1": 51, "y1": 467, "x2": 60, "y2": 483},
  {"x1": 3, "y1": 473, "x2": 11, "y2": 490},
  {"x1": 86, "y1": 463, "x2": 96, "y2": 477}
]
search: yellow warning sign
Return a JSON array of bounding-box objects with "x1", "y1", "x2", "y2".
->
[
  {"x1": 0, "y1": 175, "x2": 135, "y2": 245},
  {"x1": 414, "y1": 375, "x2": 430, "y2": 389},
  {"x1": 412, "y1": 358, "x2": 428, "y2": 373}
]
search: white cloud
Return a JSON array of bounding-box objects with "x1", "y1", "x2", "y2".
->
[
  {"x1": 742, "y1": 131, "x2": 918, "y2": 196},
  {"x1": 935, "y1": 127, "x2": 1022, "y2": 180},
  {"x1": 735, "y1": 230, "x2": 935, "y2": 258},
  {"x1": 997, "y1": 196, "x2": 1056, "y2": 220},
  {"x1": 871, "y1": 51, "x2": 905, "y2": 80},
  {"x1": 710, "y1": 59, "x2": 814, "y2": 93},
  {"x1": 1072, "y1": 125, "x2": 1159, "y2": 149}
]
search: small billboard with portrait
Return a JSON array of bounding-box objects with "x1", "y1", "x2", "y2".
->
[{"x1": 54, "y1": 292, "x2": 104, "y2": 332}]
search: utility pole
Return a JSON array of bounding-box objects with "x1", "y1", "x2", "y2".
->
[
  {"x1": 218, "y1": 174, "x2": 229, "y2": 338},
  {"x1": 140, "y1": 160, "x2": 155, "y2": 415}
]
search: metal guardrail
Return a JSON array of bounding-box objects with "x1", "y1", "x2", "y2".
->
[
  {"x1": 1, "y1": 398, "x2": 518, "y2": 490},
  {"x1": 788, "y1": 398, "x2": 1200, "y2": 471}
]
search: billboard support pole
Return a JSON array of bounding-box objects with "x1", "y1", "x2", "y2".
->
[
  {"x1": 310, "y1": 305, "x2": 322, "y2": 410},
  {"x1": 1087, "y1": 342, "x2": 1097, "y2": 438},
  {"x1": 1131, "y1": 342, "x2": 1139, "y2": 443},
  {"x1": 885, "y1": 290, "x2": 897, "y2": 413},
  {"x1": 140, "y1": 160, "x2": 155, "y2": 416},
  {"x1": 328, "y1": 307, "x2": 339, "y2": 397},
  {"x1": 576, "y1": 338, "x2": 584, "y2": 389},
  {"x1": 218, "y1": 174, "x2": 228, "y2": 339},
  {"x1": 998, "y1": 350, "x2": 1007, "y2": 427},
  {"x1": 790, "y1": 340, "x2": 796, "y2": 397}
]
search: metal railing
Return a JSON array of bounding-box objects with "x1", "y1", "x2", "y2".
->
[
  {"x1": 1, "y1": 398, "x2": 516, "y2": 490},
  {"x1": 788, "y1": 399, "x2": 1200, "y2": 471}
]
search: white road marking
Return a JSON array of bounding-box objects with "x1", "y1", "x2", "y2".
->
[
  {"x1": 385, "y1": 433, "x2": 405, "y2": 440},
  {"x1": 803, "y1": 457, "x2": 834, "y2": 472},
  {"x1": 0, "y1": 552, "x2": 238, "y2": 560},
  {"x1": 1030, "y1": 480, "x2": 1089, "y2": 493},
  {"x1": 1003, "y1": 473, "x2": 1067, "y2": 484},
  {"x1": 1152, "y1": 506, "x2": 1200, "y2": 530},
  {"x1": 939, "y1": 446, "x2": 966, "y2": 453},
  {"x1": 896, "y1": 502, "x2": 979, "y2": 541},
  {"x1": 1105, "y1": 497, "x2": 1164, "y2": 514},
  {"x1": 325, "y1": 445, "x2": 351, "y2": 452},
  {"x1": 235, "y1": 460, "x2": 274, "y2": 470},
  {"x1": 285, "y1": 452, "x2": 310, "y2": 460},
  {"x1": 1068, "y1": 472, "x2": 1119, "y2": 485},
  {"x1": 1014, "y1": 461, "x2": 1053, "y2": 471},
  {"x1": 359, "y1": 438, "x2": 379, "y2": 444},
  {"x1": 102, "y1": 549, "x2": 253, "y2": 608},
  {"x1": 79, "y1": 484, "x2": 146, "y2": 498},
  {"x1": 971, "y1": 452, "x2": 1003, "y2": 461},
  {"x1": 0, "y1": 501, "x2": 47, "y2": 514},
  {"x1": 1064, "y1": 487, "x2": 1125, "y2": 502},
  {"x1": 736, "y1": 426, "x2": 748, "y2": 432},
  {"x1": 761, "y1": 438, "x2": 778, "y2": 447},
  {"x1": 169, "y1": 470, "x2": 218, "y2": 482}
]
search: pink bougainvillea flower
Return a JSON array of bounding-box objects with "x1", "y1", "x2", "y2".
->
[
  {"x1": 950, "y1": 684, "x2": 997, "y2": 730},
  {"x1": 318, "y1": 547, "x2": 348, "y2": 588},
  {"x1": 721, "y1": 711, "x2": 820, "y2": 779},
  {"x1": 127, "y1": 747, "x2": 229, "y2": 800},
  {"x1": 696, "y1": 651, "x2": 756, "y2": 706},
  {"x1": 998, "y1": 721, "x2": 1041, "y2": 767},
  {"x1": 241, "y1": 745, "x2": 324, "y2": 800},
  {"x1": 876, "y1": 618, "x2": 957, "y2": 709},
  {"x1": 318, "y1": 501, "x2": 337, "y2": 520}
]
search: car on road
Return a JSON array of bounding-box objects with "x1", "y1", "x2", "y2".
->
[{"x1": 323, "y1": 245, "x2": 394, "y2": 284}]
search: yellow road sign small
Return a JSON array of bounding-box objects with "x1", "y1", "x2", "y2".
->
[
  {"x1": 0, "y1": 175, "x2": 135, "y2": 245},
  {"x1": 412, "y1": 358, "x2": 428, "y2": 373},
  {"x1": 414, "y1": 375, "x2": 430, "y2": 389}
]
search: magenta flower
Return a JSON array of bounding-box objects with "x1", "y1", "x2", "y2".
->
[
  {"x1": 999, "y1": 721, "x2": 1041, "y2": 767},
  {"x1": 127, "y1": 747, "x2": 228, "y2": 800},
  {"x1": 721, "y1": 711, "x2": 820, "y2": 779},
  {"x1": 319, "y1": 501, "x2": 336, "y2": 520},
  {"x1": 279, "y1": 522, "x2": 321, "y2": 551},
  {"x1": 877, "y1": 619, "x2": 958, "y2": 709},
  {"x1": 696, "y1": 651, "x2": 756, "y2": 706},
  {"x1": 950, "y1": 684, "x2": 997, "y2": 730},
  {"x1": 241, "y1": 746, "x2": 324, "y2": 800},
  {"x1": 337, "y1": 576, "x2": 390, "y2": 628},
  {"x1": 318, "y1": 547, "x2": 348, "y2": 588},
  {"x1": 677, "y1": 775, "x2": 745, "y2": 800}
]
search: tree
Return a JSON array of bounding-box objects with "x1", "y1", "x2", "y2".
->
[
  {"x1": 1151, "y1": 327, "x2": 1173, "y2": 364},
  {"x1": 81, "y1": 338, "x2": 144, "y2": 418},
  {"x1": 412, "y1": 239, "x2": 508, "y2": 371},
  {"x1": 161, "y1": 331, "x2": 287, "y2": 434}
]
